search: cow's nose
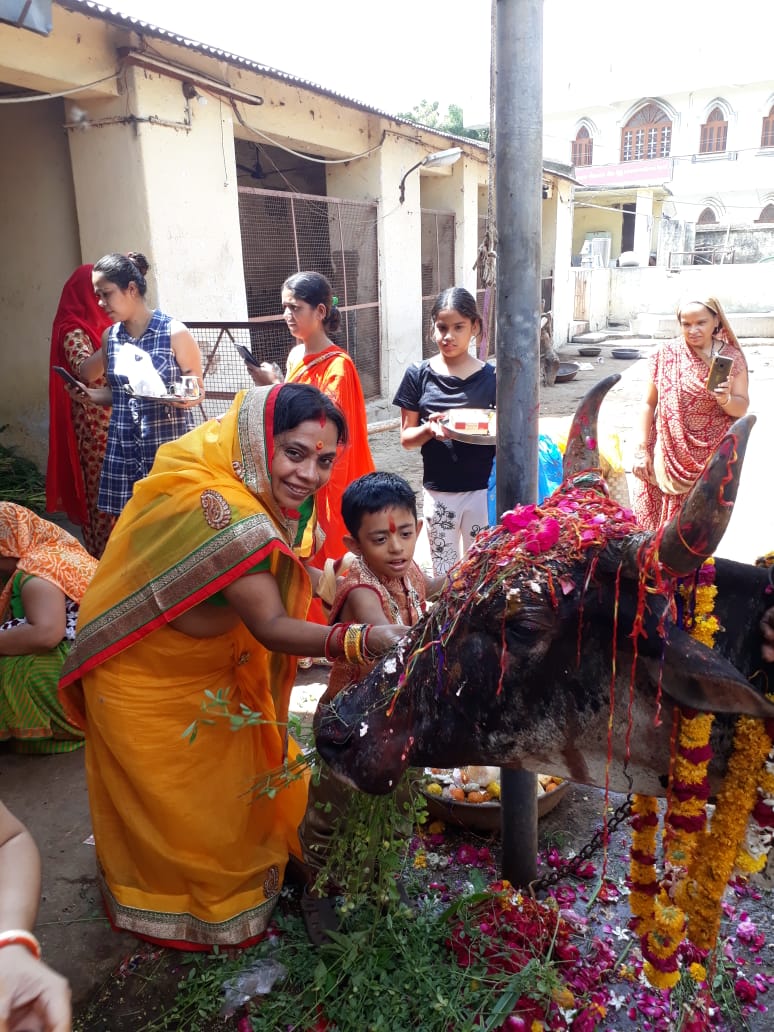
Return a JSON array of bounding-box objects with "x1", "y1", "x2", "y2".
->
[{"x1": 313, "y1": 702, "x2": 354, "y2": 745}]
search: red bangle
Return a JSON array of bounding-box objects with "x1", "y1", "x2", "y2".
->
[
  {"x1": 324, "y1": 623, "x2": 348, "y2": 662},
  {"x1": 0, "y1": 930, "x2": 42, "y2": 960}
]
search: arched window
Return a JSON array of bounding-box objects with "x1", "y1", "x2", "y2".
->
[
  {"x1": 621, "y1": 103, "x2": 672, "y2": 161},
  {"x1": 700, "y1": 107, "x2": 728, "y2": 153},
  {"x1": 757, "y1": 203, "x2": 774, "y2": 223},
  {"x1": 571, "y1": 126, "x2": 593, "y2": 167},
  {"x1": 762, "y1": 105, "x2": 774, "y2": 148},
  {"x1": 697, "y1": 208, "x2": 718, "y2": 225}
]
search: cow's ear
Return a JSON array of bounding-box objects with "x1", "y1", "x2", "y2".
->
[{"x1": 639, "y1": 631, "x2": 774, "y2": 718}]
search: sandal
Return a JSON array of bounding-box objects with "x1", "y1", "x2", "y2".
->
[{"x1": 300, "y1": 888, "x2": 340, "y2": 947}]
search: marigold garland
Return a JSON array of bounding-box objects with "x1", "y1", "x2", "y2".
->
[{"x1": 630, "y1": 557, "x2": 774, "y2": 986}]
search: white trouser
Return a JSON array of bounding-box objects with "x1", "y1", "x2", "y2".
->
[{"x1": 421, "y1": 487, "x2": 489, "y2": 575}]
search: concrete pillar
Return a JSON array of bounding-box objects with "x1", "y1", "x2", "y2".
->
[
  {"x1": 551, "y1": 180, "x2": 575, "y2": 345},
  {"x1": 633, "y1": 189, "x2": 654, "y2": 268}
]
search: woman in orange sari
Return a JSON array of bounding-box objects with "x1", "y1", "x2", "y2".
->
[
  {"x1": 60, "y1": 384, "x2": 401, "y2": 949},
  {"x1": 46, "y1": 265, "x2": 113, "y2": 558},
  {"x1": 249, "y1": 272, "x2": 375, "y2": 572},
  {"x1": 632, "y1": 296, "x2": 749, "y2": 529}
]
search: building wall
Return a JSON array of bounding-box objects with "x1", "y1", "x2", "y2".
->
[
  {"x1": 0, "y1": 100, "x2": 81, "y2": 466},
  {"x1": 0, "y1": 5, "x2": 572, "y2": 471}
]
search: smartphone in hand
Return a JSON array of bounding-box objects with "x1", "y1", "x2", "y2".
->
[
  {"x1": 706, "y1": 354, "x2": 733, "y2": 391},
  {"x1": 235, "y1": 344, "x2": 261, "y2": 368},
  {"x1": 53, "y1": 366, "x2": 87, "y2": 393}
]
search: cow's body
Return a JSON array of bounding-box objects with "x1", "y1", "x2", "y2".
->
[{"x1": 314, "y1": 377, "x2": 773, "y2": 799}]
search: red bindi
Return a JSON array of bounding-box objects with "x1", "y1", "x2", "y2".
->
[
  {"x1": 316, "y1": 440, "x2": 324, "y2": 451},
  {"x1": 388, "y1": 517, "x2": 396, "y2": 533}
]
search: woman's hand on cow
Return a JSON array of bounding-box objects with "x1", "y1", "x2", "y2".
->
[
  {"x1": 761, "y1": 607, "x2": 774, "y2": 663},
  {"x1": 367, "y1": 623, "x2": 409, "y2": 655}
]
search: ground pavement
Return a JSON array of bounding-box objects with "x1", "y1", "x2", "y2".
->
[{"x1": 2, "y1": 338, "x2": 773, "y2": 1010}]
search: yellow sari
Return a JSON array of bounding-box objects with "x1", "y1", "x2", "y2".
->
[{"x1": 61, "y1": 387, "x2": 315, "y2": 947}]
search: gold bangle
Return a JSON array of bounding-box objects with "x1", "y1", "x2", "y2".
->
[{"x1": 343, "y1": 623, "x2": 367, "y2": 665}]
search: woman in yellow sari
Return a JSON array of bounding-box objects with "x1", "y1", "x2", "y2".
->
[{"x1": 60, "y1": 384, "x2": 403, "y2": 949}]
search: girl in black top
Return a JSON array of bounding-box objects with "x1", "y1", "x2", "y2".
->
[{"x1": 393, "y1": 287, "x2": 495, "y2": 574}]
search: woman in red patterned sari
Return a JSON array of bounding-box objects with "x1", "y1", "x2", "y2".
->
[
  {"x1": 632, "y1": 296, "x2": 749, "y2": 530},
  {"x1": 46, "y1": 265, "x2": 113, "y2": 558}
]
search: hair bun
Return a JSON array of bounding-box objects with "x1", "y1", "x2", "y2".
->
[{"x1": 126, "y1": 251, "x2": 150, "y2": 276}]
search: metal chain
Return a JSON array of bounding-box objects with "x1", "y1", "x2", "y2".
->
[{"x1": 529, "y1": 794, "x2": 634, "y2": 894}]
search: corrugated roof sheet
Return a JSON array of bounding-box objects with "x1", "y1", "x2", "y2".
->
[{"x1": 55, "y1": 0, "x2": 489, "y2": 150}]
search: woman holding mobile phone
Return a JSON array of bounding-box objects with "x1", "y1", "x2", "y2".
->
[{"x1": 632, "y1": 295, "x2": 749, "y2": 529}]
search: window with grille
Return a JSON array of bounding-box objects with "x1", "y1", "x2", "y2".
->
[
  {"x1": 420, "y1": 210, "x2": 456, "y2": 359},
  {"x1": 571, "y1": 126, "x2": 593, "y2": 166},
  {"x1": 700, "y1": 108, "x2": 728, "y2": 153},
  {"x1": 236, "y1": 187, "x2": 381, "y2": 399},
  {"x1": 762, "y1": 106, "x2": 774, "y2": 148},
  {"x1": 621, "y1": 103, "x2": 672, "y2": 161},
  {"x1": 697, "y1": 207, "x2": 718, "y2": 225},
  {"x1": 757, "y1": 204, "x2": 774, "y2": 222}
]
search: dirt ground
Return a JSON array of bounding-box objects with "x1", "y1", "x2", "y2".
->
[{"x1": 3, "y1": 337, "x2": 774, "y2": 1027}]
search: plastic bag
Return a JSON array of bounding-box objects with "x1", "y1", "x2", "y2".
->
[
  {"x1": 220, "y1": 957, "x2": 287, "y2": 1017},
  {"x1": 114, "y1": 342, "x2": 167, "y2": 397},
  {"x1": 487, "y1": 433, "x2": 564, "y2": 525}
]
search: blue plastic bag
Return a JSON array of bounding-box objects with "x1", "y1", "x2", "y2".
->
[{"x1": 487, "y1": 434, "x2": 563, "y2": 526}]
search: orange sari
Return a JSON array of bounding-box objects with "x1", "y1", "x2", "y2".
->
[
  {"x1": 287, "y1": 344, "x2": 375, "y2": 565},
  {"x1": 60, "y1": 387, "x2": 314, "y2": 948}
]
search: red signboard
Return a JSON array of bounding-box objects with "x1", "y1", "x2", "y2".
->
[{"x1": 575, "y1": 158, "x2": 673, "y2": 188}]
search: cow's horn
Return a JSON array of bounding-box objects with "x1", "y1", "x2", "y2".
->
[
  {"x1": 562, "y1": 374, "x2": 621, "y2": 478},
  {"x1": 657, "y1": 414, "x2": 756, "y2": 575}
]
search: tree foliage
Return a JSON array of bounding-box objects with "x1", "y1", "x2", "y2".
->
[{"x1": 396, "y1": 100, "x2": 489, "y2": 142}]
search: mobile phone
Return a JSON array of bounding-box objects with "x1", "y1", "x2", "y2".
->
[
  {"x1": 53, "y1": 366, "x2": 87, "y2": 393},
  {"x1": 706, "y1": 354, "x2": 733, "y2": 391},
  {"x1": 235, "y1": 344, "x2": 261, "y2": 368}
]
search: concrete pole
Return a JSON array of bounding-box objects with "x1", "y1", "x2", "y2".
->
[{"x1": 495, "y1": 0, "x2": 543, "y2": 887}]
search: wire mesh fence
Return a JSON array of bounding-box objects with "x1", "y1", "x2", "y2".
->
[
  {"x1": 421, "y1": 210, "x2": 456, "y2": 359},
  {"x1": 236, "y1": 187, "x2": 381, "y2": 399}
]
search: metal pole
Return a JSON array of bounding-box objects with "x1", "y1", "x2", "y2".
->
[{"x1": 495, "y1": 0, "x2": 543, "y2": 887}]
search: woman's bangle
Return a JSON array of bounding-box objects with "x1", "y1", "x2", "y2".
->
[
  {"x1": 324, "y1": 622, "x2": 348, "y2": 662},
  {"x1": 719, "y1": 393, "x2": 732, "y2": 407},
  {"x1": 0, "y1": 930, "x2": 42, "y2": 960}
]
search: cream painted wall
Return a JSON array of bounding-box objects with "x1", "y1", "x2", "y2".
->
[
  {"x1": 0, "y1": 100, "x2": 81, "y2": 467},
  {"x1": 572, "y1": 206, "x2": 621, "y2": 257},
  {"x1": 0, "y1": 4, "x2": 571, "y2": 471},
  {"x1": 67, "y1": 67, "x2": 247, "y2": 319}
]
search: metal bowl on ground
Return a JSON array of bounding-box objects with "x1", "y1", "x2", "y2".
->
[
  {"x1": 555, "y1": 362, "x2": 580, "y2": 384},
  {"x1": 577, "y1": 346, "x2": 602, "y2": 357},
  {"x1": 420, "y1": 780, "x2": 570, "y2": 832},
  {"x1": 611, "y1": 347, "x2": 641, "y2": 360}
]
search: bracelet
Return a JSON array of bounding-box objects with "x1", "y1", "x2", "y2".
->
[
  {"x1": 323, "y1": 622, "x2": 348, "y2": 662},
  {"x1": 343, "y1": 623, "x2": 371, "y2": 666},
  {"x1": 719, "y1": 394, "x2": 731, "y2": 407},
  {"x1": 362, "y1": 625, "x2": 379, "y2": 661},
  {"x1": 0, "y1": 930, "x2": 42, "y2": 960}
]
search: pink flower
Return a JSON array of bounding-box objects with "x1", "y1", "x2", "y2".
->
[{"x1": 502, "y1": 506, "x2": 537, "y2": 532}]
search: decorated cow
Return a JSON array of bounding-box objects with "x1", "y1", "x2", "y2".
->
[{"x1": 314, "y1": 375, "x2": 774, "y2": 800}]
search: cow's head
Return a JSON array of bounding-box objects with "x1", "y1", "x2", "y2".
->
[{"x1": 315, "y1": 376, "x2": 770, "y2": 795}]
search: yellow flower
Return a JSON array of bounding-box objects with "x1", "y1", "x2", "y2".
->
[
  {"x1": 689, "y1": 962, "x2": 707, "y2": 983},
  {"x1": 643, "y1": 961, "x2": 680, "y2": 990},
  {"x1": 552, "y1": 986, "x2": 575, "y2": 1008},
  {"x1": 413, "y1": 851, "x2": 427, "y2": 869}
]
